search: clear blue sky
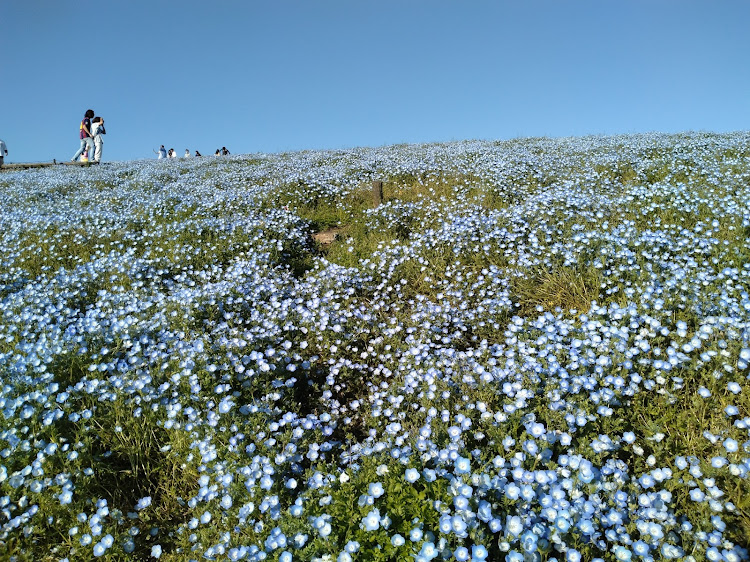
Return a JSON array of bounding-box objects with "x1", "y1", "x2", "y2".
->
[{"x1": 2, "y1": 1, "x2": 748, "y2": 163}]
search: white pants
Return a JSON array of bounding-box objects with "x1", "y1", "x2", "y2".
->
[{"x1": 94, "y1": 139, "x2": 103, "y2": 162}]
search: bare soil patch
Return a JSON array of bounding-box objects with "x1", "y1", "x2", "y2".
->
[{"x1": 312, "y1": 226, "x2": 344, "y2": 246}]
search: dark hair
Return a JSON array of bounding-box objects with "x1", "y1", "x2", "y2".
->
[
  {"x1": 85, "y1": 109, "x2": 95, "y2": 118},
  {"x1": 92, "y1": 116, "x2": 101, "y2": 123}
]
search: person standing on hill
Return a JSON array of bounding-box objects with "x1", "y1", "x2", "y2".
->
[
  {"x1": 0, "y1": 138, "x2": 7, "y2": 168},
  {"x1": 184, "y1": 149, "x2": 190, "y2": 158},
  {"x1": 91, "y1": 117, "x2": 106, "y2": 163},
  {"x1": 71, "y1": 109, "x2": 95, "y2": 161}
]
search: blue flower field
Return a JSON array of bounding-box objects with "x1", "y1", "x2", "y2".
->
[{"x1": 0, "y1": 132, "x2": 749, "y2": 561}]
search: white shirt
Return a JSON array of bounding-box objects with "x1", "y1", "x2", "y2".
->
[
  {"x1": 184, "y1": 150, "x2": 190, "y2": 157},
  {"x1": 91, "y1": 123, "x2": 104, "y2": 142}
]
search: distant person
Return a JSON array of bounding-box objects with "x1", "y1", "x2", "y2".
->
[
  {"x1": 168, "y1": 148, "x2": 177, "y2": 158},
  {"x1": 0, "y1": 138, "x2": 7, "y2": 168},
  {"x1": 71, "y1": 109, "x2": 95, "y2": 161},
  {"x1": 221, "y1": 146, "x2": 230, "y2": 156},
  {"x1": 91, "y1": 117, "x2": 106, "y2": 163},
  {"x1": 154, "y1": 145, "x2": 167, "y2": 159},
  {"x1": 215, "y1": 149, "x2": 221, "y2": 156},
  {"x1": 184, "y1": 149, "x2": 190, "y2": 158},
  {"x1": 194, "y1": 150, "x2": 201, "y2": 157}
]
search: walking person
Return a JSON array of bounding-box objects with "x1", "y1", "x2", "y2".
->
[
  {"x1": 91, "y1": 117, "x2": 106, "y2": 163},
  {"x1": 0, "y1": 138, "x2": 7, "y2": 168},
  {"x1": 154, "y1": 145, "x2": 167, "y2": 159},
  {"x1": 71, "y1": 109, "x2": 95, "y2": 161},
  {"x1": 194, "y1": 150, "x2": 201, "y2": 157},
  {"x1": 221, "y1": 146, "x2": 230, "y2": 156},
  {"x1": 184, "y1": 149, "x2": 190, "y2": 158}
]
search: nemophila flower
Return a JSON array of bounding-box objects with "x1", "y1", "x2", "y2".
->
[
  {"x1": 135, "y1": 496, "x2": 152, "y2": 510},
  {"x1": 405, "y1": 468, "x2": 420, "y2": 483},
  {"x1": 454, "y1": 495, "x2": 469, "y2": 511},
  {"x1": 698, "y1": 386, "x2": 712, "y2": 398},
  {"x1": 472, "y1": 545, "x2": 488, "y2": 560},
  {"x1": 554, "y1": 515, "x2": 571, "y2": 533},
  {"x1": 506, "y1": 515, "x2": 523, "y2": 537},
  {"x1": 528, "y1": 422, "x2": 546, "y2": 438},
  {"x1": 454, "y1": 546, "x2": 470, "y2": 562},
  {"x1": 362, "y1": 508, "x2": 380, "y2": 531},
  {"x1": 738, "y1": 348, "x2": 750, "y2": 368},
  {"x1": 358, "y1": 493, "x2": 373, "y2": 507},
  {"x1": 723, "y1": 438, "x2": 739, "y2": 453},
  {"x1": 521, "y1": 530, "x2": 537, "y2": 553},
  {"x1": 660, "y1": 543, "x2": 683, "y2": 558},
  {"x1": 218, "y1": 398, "x2": 234, "y2": 414},
  {"x1": 454, "y1": 455, "x2": 471, "y2": 474},
  {"x1": 58, "y1": 489, "x2": 73, "y2": 505},
  {"x1": 451, "y1": 515, "x2": 468, "y2": 537},
  {"x1": 523, "y1": 440, "x2": 538, "y2": 455},
  {"x1": 711, "y1": 456, "x2": 728, "y2": 468},
  {"x1": 725, "y1": 405, "x2": 739, "y2": 416},
  {"x1": 723, "y1": 549, "x2": 743, "y2": 562},
  {"x1": 639, "y1": 473, "x2": 656, "y2": 488},
  {"x1": 391, "y1": 533, "x2": 405, "y2": 547},
  {"x1": 447, "y1": 425, "x2": 462, "y2": 440},
  {"x1": 368, "y1": 482, "x2": 384, "y2": 498},
  {"x1": 419, "y1": 541, "x2": 437, "y2": 559},
  {"x1": 151, "y1": 544, "x2": 162, "y2": 558},
  {"x1": 632, "y1": 540, "x2": 650, "y2": 557},
  {"x1": 123, "y1": 538, "x2": 135, "y2": 553}
]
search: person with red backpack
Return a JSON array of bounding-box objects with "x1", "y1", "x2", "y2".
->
[{"x1": 71, "y1": 109, "x2": 95, "y2": 162}]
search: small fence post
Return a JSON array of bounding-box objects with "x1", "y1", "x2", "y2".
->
[{"x1": 372, "y1": 180, "x2": 383, "y2": 207}]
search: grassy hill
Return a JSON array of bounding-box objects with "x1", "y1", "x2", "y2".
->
[{"x1": 0, "y1": 132, "x2": 749, "y2": 561}]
